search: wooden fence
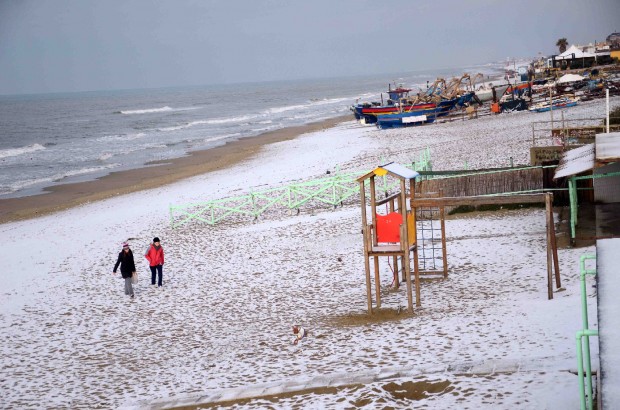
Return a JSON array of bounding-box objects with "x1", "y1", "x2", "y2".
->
[{"x1": 415, "y1": 167, "x2": 545, "y2": 211}]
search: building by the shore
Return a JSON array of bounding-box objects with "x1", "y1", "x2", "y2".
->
[{"x1": 545, "y1": 32, "x2": 620, "y2": 70}]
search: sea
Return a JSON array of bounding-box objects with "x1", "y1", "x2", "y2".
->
[{"x1": 0, "y1": 62, "x2": 503, "y2": 199}]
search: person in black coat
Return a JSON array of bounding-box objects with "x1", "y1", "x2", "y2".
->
[{"x1": 113, "y1": 242, "x2": 137, "y2": 298}]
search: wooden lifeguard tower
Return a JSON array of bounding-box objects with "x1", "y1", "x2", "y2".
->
[{"x1": 357, "y1": 162, "x2": 420, "y2": 314}]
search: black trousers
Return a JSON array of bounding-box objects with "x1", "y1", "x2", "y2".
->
[{"x1": 150, "y1": 265, "x2": 163, "y2": 286}]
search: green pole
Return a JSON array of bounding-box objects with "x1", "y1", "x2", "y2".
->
[
  {"x1": 578, "y1": 254, "x2": 597, "y2": 410},
  {"x1": 576, "y1": 329, "x2": 599, "y2": 410},
  {"x1": 569, "y1": 177, "x2": 577, "y2": 242}
]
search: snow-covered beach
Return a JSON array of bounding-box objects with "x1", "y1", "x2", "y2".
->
[{"x1": 1, "y1": 97, "x2": 618, "y2": 409}]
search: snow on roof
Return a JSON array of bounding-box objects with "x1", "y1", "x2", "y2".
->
[
  {"x1": 380, "y1": 162, "x2": 419, "y2": 180},
  {"x1": 555, "y1": 45, "x2": 596, "y2": 60},
  {"x1": 595, "y1": 132, "x2": 620, "y2": 163},
  {"x1": 553, "y1": 144, "x2": 595, "y2": 179},
  {"x1": 557, "y1": 73, "x2": 585, "y2": 83},
  {"x1": 358, "y1": 162, "x2": 420, "y2": 182}
]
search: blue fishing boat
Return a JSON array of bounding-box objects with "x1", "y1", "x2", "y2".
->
[
  {"x1": 435, "y1": 97, "x2": 458, "y2": 117},
  {"x1": 375, "y1": 106, "x2": 437, "y2": 129},
  {"x1": 351, "y1": 84, "x2": 435, "y2": 124},
  {"x1": 456, "y1": 91, "x2": 476, "y2": 107},
  {"x1": 528, "y1": 97, "x2": 578, "y2": 113}
]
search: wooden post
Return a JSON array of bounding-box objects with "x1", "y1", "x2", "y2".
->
[
  {"x1": 370, "y1": 176, "x2": 377, "y2": 247},
  {"x1": 401, "y1": 179, "x2": 414, "y2": 312},
  {"x1": 363, "y1": 226, "x2": 373, "y2": 314},
  {"x1": 548, "y1": 193, "x2": 562, "y2": 289},
  {"x1": 360, "y1": 181, "x2": 372, "y2": 314},
  {"x1": 359, "y1": 180, "x2": 368, "y2": 232},
  {"x1": 374, "y1": 256, "x2": 381, "y2": 308},
  {"x1": 393, "y1": 255, "x2": 399, "y2": 288},
  {"x1": 545, "y1": 193, "x2": 554, "y2": 300},
  {"x1": 370, "y1": 176, "x2": 381, "y2": 308},
  {"x1": 409, "y1": 178, "x2": 420, "y2": 307}
]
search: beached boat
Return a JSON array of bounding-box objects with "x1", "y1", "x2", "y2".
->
[
  {"x1": 528, "y1": 96, "x2": 578, "y2": 113},
  {"x1": 474, "y1": 83, "x2": 510, "y2": 102},
  {"x1": 456, "y1": 91, "x2": 477, "y2": 107},
  {"x1": 375, "y1": 106, "x2": 437, "y2": 129},
  {"x1": 505, "y1": 81, "x2": 532, "y2": 98},
  {"x1": 434, "y1": 97, "x2": 459, "y2": 117},
  {"x1": 353, "y1": 101, "x2": 436, "y2": 124},
  {"x1": 351, "y1": 84, "x2": 436, "y2": 124}
]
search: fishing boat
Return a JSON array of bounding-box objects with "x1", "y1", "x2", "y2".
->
[
  {"x1": 435, "y1": 97, "x2": 459, "y2": 117},
  {"x1": 456, "y1": 91, "x2": 477, "y2": 107},
  {"x1": 505, "y1": 81, "x2": 532, "y2": 97},
  {"x1": 353, "y1": 101, "x2": 436, "y2": 124},
  {"x1": 351, "y1": 84, "x2": 436, "y2": 124},
  {"x1": 375, "y1": 105, "x2": 437, "y2": 129},
  {"x1": 528, "y1": 96, "x2": 578, "y2": 113},
  {"x1": 474, "y1": 83, "x2": 510, "y2": 102}
]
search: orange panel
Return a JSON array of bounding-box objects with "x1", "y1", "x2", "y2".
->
[
  {"x1": 376, "y1": 212, "x2": 403, "y2": 243},
  {"x1": 407, "y1": 212, "x2": 416, "y2": 246}
]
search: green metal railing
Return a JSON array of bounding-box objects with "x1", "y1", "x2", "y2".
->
[
  {"x1": 169, "y1": 149, "x2": 433, "y2": 228},
  {"x1": 169, "y1": 171, "x2": 360, "y2": 228},
  {"x1": 568, "y1": 171, "x2": 620, "y2": 241},
  {"x1": 576, "y1": 254, "x2": 598, "y2": 410}
]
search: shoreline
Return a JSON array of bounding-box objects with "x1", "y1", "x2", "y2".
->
[{"x1": 0, "y1": 115, "x2": 351, "y2": 224}]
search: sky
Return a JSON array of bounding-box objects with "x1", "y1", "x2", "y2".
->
[{"x1": 0, "y1": 0, "x2": 619, "y2": 95}]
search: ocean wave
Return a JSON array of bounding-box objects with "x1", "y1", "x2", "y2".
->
[
  {"x1": 60, "y1": 164, "x2": 119, "y2": 179},
  {"x1": 264, "y1": 97, "x2": 351, "y2": 116},
  {"x1": 4, "y1": 164, "x2": 120, "y2": 194},
  {"x1": 158, "y1": 120, "x2": 211, "y2": 132},
  {"x1": 265, "y1": 104, "x2": 308, "y2": 115},
  {"x1": 96, "y1": 133, "x2": 146, "y2": 142},
  {"x1": 0, "y1": 143, "x2": 46, "y2": 159},
  {"x1": 117, "y1": 106, "x2": 200, "y2": 115},
  {"x1": 117, "y1": 106, "x2": 173, "y2": 115},
  {"x1": 204, "y1": 114, "x2": 258, "y2": 125},
  {"x1": 309, "y1": 96, "x2": 353, "y2": 106},
  {"x1": 203, "y1": 133, "x2": 241, "y2": 143},
  {"x1": 158, "y1": 115, "x2": 260, "y2": 131}
]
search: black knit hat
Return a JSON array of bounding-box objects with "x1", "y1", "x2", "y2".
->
[{"x1": 153, "y1": 237, "x2": 160, "y2": 243}]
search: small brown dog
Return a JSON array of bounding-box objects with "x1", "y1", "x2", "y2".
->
[{"x1": 292, "y1": 325, "x2": 307, "y2": 345}]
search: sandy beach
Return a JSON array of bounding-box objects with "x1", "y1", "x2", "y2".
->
[{"x1": 1, "y1": 96, "x2": 618, "y2": 408}]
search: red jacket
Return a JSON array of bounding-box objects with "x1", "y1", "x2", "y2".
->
[{"x1": 145, "y1": 244, "x2": 164, "y2": 266}]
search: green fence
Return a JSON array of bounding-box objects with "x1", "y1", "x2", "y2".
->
[{"x1": 169, "y1": 149, "x2": 433, "y2": 228}]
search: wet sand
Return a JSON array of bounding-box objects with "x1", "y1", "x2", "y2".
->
[{"x1": 0, "y1": 115, "x2": 351, "y2": 224}]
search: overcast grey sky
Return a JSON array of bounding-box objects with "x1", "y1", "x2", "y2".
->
[{"x1": 0, "y1": 0, "x2": 618, "y2": 95}]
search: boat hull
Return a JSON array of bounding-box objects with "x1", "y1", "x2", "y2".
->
[
  {"x1": 475, "y1": 84, "x2": 510, "y2": 102},
  {"x1": 354, "y1": 103, "x2": 435, "y2": 124},
  {"x1": 530, "y1": 101, "x2": 577, "y2": 113},
  {"x1": 376, "y1": 108, "x2": 437, "y2": 129},
  {"x1": 435, "y1": 98, "x2": 458, "y2": 117}
]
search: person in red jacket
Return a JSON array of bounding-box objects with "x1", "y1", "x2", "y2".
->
[{"x1": 145, "y1": 237, "x2": 165, "y2": 287}]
